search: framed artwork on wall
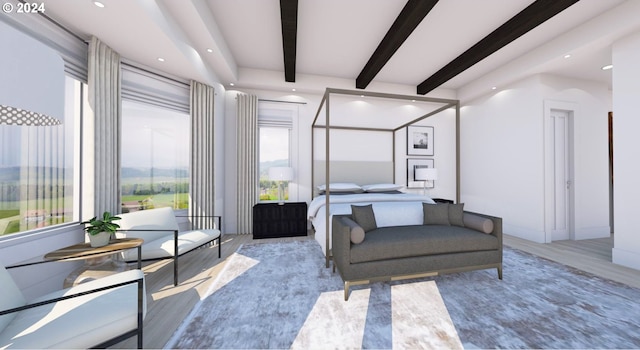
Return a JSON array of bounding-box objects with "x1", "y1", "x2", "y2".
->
[
  {"x1": 407, "y1": 125, "x2": 434, "y2": 156},
  {"x1": 407, "y1": 158, "x2": 435, "y2": 188}
]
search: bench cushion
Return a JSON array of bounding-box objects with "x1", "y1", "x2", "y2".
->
[
  {"x1": 0, "y1": 269, "x2": 145, "y2": 349},
  {"x1": 120, "y1": 229, "x2": 221, "y2": 261},
  {"x1": 350, "y1": 225, "x2": 499, "y2": 264}
]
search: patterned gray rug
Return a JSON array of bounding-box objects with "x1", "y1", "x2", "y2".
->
[{"x1": 165, "y1": 239, "x2": 640, "y2": 349}]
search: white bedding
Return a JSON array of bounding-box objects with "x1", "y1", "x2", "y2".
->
[{"x1": 308, "y1": 193, "x2": 435, "y2": 257}]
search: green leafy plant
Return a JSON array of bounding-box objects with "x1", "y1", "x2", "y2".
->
[{"x1": 81, "y1": 211, "x2": 122, "y2": 236}]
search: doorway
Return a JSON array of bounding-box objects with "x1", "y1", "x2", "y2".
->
[
  {"x1": 549, "y1": 109, "x2": 573, "y2": 241},
  {"x1": 544, "y1": 101, "x2": 576, "y2": 243}
]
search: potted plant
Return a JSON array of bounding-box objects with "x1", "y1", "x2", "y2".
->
[{"x1": 81, "y1": 211, "x2": 122, "y2": 247}]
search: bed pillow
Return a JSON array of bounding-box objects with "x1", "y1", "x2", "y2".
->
[
  {"x1": 362, "y1": 183, "x2": 404, "y2": 193},
  {"x1": 351, "y1": 204, "x2": 377, "y2": 232},
  {"x1": 463, "y1": 213, "x2": 494, "y2": 234},
  {"x1": 422, "y1": 203, "x2": 451, "y2": 225},
  {"x1": 317, "y1": 183, "x2": 362, "y2": 193},
  {"x1": 448, "y1": 203, "x2": 465, "y2": 227}
]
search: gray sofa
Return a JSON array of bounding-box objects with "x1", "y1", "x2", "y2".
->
[{"x1": 332, "y1": 206, "x2": 502, "y2": 300}]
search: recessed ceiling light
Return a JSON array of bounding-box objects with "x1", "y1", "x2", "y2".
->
[
  {"x1": 411, "y1": 100, "x2": 416, "y2": 103},
  {"x1": 93, "y1": 1, "x2": 105, "y2": 8},
  {"x1": 157, "y1": 57, "x2": 165, "y2": 62},
  {"x1": 601, "y1": 64, "x2": 613, "y2": 70},
  {"x1": 564, "y1": 54, "x2": 571, "y2": 59},
  {"x1": 229, "y1": 83, "x2": 235, "y2": 86},
  {"x1": 360, "y1": 95, "x2": 364, "y2": 98},
  {"x1": 491, "y1": 86, "x2": 497, "y2": 90},
  {"x1": 206, "y1": 48, "x2": 213, "y2": 53},
  {"x1": 292, "y1": 88, "x2": 296, "y2": 92}
]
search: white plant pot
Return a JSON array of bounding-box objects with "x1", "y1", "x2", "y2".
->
[{"x1": 89, "y1": 231, "x2": 111, "y2": 247}]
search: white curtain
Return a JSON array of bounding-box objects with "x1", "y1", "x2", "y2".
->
[
  {"x1": 236, "y1": 94, "x2": 258, "y2": 234},
  {"x1": 87, "y1": 36, "x2": 121, "y2": 217},
  {"x1": 189, "y1": 81, "x2": 216, "y2": 229}
]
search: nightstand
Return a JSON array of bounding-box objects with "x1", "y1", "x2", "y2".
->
[{"x1": 253, "y1": 202, "x2": 308, "y2": 239}]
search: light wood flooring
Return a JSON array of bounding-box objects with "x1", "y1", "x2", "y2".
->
[{"x1": 111, "y1": 232, "x2": 640, "y2": 349}]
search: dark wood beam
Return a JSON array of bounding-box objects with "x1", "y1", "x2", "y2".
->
[
  {"x1": 280, "y1": 0, "x2": 298, "y2": 82},
  {"x1": 417, "y1": 0, "x2": 580, "y2": 95},
  {"x1": 356, "y1": 0, "x2": 439, "y2": 89}
]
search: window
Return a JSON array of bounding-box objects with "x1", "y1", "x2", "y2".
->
[
  {"x1": 258, "y1": 102, "x2": 298, "y2": 202},
  {"x1": 121, "y1": 100, "x2": 189, "y2": 212},
  {"x1": 0, "y1": 76, "x2": 82, "y2": 237}
]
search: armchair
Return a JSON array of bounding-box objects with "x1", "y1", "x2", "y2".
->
[{"x1": 0, "y1": 264, "x2": 145, "y2": 349}]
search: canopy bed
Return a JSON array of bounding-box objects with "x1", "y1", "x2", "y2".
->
[{"x1": 310, "y1": 88, "x2": 461, "y2": 267}]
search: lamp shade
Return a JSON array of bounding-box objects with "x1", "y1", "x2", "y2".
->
[
  {"x1": 268, "y1": 167, "x2": 294, "y2": 181},
  {"x1": 415, "y1": 167, "x2": 438, "y2": 181}
]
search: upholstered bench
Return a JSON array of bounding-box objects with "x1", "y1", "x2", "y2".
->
[
  {"x1": 0, "y1": 266, "x2": 145, "y2": 348},
  {"x1": 115, "y1": 207, "x2": 222, "y2": 286}
]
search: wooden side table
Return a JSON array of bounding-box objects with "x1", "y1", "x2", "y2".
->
[{"x1": 44, "y1": 238, "x2": 143, "y2": 288}]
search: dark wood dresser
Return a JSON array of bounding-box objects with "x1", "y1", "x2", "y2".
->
[{"x1": 252, "y1": 202, "x2": 308, "y2": 239}]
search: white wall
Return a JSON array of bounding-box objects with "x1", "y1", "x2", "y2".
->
[
  {"x1": 612, "y1": 31, "x2": 640, "y2": 270},
  {"x1": 461, "y1": 74, "x2": 610, "y2": 243}
]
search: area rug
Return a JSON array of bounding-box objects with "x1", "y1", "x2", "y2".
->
[{"x1": 165, "y1": 239, "x2": 640, "y2": 349}]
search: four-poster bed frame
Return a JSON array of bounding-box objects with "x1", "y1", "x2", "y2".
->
[{"x1": 311, "y1": 88, "x2": 461, "y2": 267}]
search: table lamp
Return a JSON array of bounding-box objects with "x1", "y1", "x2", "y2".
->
[{"x1": 415, "y1": 167, "x2": 437, "y2": 196}]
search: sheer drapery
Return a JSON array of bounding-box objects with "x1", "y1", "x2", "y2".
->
[
  {"x1": 189, "y1": 81, "x2": 216, "y2": 229},
  {"x1": 86, "y1": 36, "x2": 121, "y2": 217},
  {"x1": 236, "y1": 94, "x2": 258, "y2": 234}
]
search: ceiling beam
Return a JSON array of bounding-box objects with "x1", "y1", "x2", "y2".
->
[
  {"x1": 416, "y1": 0, "x2": 580, "y2": 95},
  {"x1": 280, "y1": 0, "x2": 298, "y2": 82},
  {"x1": 356, "y1": 0, "x2": 439, "y2": 89}
]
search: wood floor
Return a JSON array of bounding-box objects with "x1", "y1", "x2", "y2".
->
[{"x1": 111, "y1": 232, "x2": 640, "y2": 349}]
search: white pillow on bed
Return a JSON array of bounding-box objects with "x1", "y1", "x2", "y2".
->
[
  {"x1": 317, "y1": 183, "x2": 362, "y2": 192},
  {"x1": 362, "y1": 183, "x2": 404, "y2": 192}
]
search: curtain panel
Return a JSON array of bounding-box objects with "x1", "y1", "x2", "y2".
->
[
  {"x1": 236, "y1": 94, "x2": 258, "y2": 234},
  {"x1": 189, "y1": 81, "x2": 216, "y2": 229},
  {"x1": 87, "y1": 36, "x2": 121, "y2": 217}
]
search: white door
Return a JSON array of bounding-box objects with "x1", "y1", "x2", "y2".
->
[{"x1": 551, "y1": 110, "x2": 571, "y2": 241}]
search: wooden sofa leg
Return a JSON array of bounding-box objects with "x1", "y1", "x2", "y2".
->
[
  {"x1": 497, "y1": 265, "x2": 503, "y2": 280},
  {"x1": 344, "y1": 281, "x2": 350, "y2": 301}
]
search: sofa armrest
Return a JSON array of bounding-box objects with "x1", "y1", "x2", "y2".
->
[{"x1": 331, "y1": 215, "x2": 354, "y2": 275}]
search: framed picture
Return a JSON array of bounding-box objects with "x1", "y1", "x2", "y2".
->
[
  {"x1": 407, "y1": 125, "x2": 434, "y2": 156},
  {"x1": 407, "y1": 158, "x2": 435, "y2": 189}
]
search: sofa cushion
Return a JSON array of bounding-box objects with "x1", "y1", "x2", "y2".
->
[
  {"x1": 341, "y1": 217, "x2": 366, "y2": 244},
  {"x1": 423, "y1": 203, "x2": 450, "y2": 225},
  {"x1": 115, "y1": 207, "x2": 179, "y2": 243},
  {"x1": 120, "y1": 228, "x2": 221, "y2": 261},
  {"x1": 449, "y1": 203, "x2": 465, "y2": 227},
  {"x1": 350, "y1": 225, "x2": 499, "y2": 264},
  {"x1": 0, "y1": 269, "x2": 145, "y2": 349},
  {"x1": 351, "y1": 204, "x2": 377, "y2": 232},
  {"x1": 463, "y1": 213, "x2": 494, "y2": 234}
]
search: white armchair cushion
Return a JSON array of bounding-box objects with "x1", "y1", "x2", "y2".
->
[
  {"x1": 120, "y1": 229, "x2": 220, "y2": 261},
  {"x1": 115, "y1": 207, "x2": 179, "y2": 242},
  {"x1": 0, "y1": 269, "x2": 145, "y2": 349},
  {"x1": 0, "y1": 267, "x2": 26, "y2": 334}
]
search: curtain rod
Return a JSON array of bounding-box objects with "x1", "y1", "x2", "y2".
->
[{"x1": 258, "y1": 98, "x2": 307, "y2": 105}]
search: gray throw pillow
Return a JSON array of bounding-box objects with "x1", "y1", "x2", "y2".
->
[
  {"x1": 423, "y1": 203, "x2": 450, "y2": 225},
  {"x1": 449, "y1": 203, "x2": 465, "y2": 227},
  {"x1": 351, "y1": 204, "x2": 377, "y2": 232}
]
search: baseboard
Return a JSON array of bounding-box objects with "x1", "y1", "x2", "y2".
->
[
  {"x1": 612, "y1": 247, "x2": 640, "y2": 271},
  {"x1": 503, "y1": 224, "x2": 546, "y2": 243}
]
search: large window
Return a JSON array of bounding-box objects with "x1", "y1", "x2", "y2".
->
[
  {"x1": 121, "y1": 100, "x2": 189, "y2": 212},
  {"x1": 259, "y1": 126, "x2": 291, "y2": 201},
  {"x1": 0, "y1": 76, "x2": 82, "y2": 236},
  {"x1": 258, "y1": 102, "x2": 298, "y2": 202}
]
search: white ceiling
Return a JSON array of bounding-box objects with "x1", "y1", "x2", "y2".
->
[{"x1": 41, "y1": 0, "x2": 640, "y2": 100}]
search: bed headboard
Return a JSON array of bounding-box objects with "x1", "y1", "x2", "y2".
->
[{"x1": 313, "y1": 160, "x2": 394, "y2": 189}]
